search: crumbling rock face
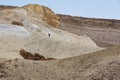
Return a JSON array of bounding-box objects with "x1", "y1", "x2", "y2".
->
[
  {"x1": 23, "y1": 4, "x2": 60, "y2": 27},
  {"x1": 58, "y1": 14, "x2": 120, "y2": 47}
]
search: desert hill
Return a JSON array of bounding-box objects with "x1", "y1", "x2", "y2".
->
[
  {"x1": 0, "y1": 4, "x2": 102, "y2": 59},
  {"x1": 59, "y1": 14, "x2": 120, "y2": 47},
  {"x1": 0, "y1": 4, "x2": 60, "y2": 27},
  {"x1": 0, "y1": 4, "x2": 120, "y2": 80}
]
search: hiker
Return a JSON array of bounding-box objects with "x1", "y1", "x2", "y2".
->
[{"x1": 48, "y1": 33, "x2": 50, "y2": 37}]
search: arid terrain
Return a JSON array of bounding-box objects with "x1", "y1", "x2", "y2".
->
[
  {"x1": 59, "y1": 14, "x2": 120, "y2": 47},
  {"x1": 0, "y1": 4, "x2": 120, "y2": 80}
]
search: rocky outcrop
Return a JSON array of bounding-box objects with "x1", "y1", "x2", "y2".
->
[{"x1": 23, "y1": 4, "x2": 60, "y2": 27}]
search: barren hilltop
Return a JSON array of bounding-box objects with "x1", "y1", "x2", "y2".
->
[
  {"x1": 0, "y1": 4, "x2": 60, "y2": 27},
  {"x1": 0, "y1": 4, "x2": 120, "y2": 80}
]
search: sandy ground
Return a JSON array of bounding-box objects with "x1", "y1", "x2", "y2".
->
[
  {"x1": 0, "y1": 9, "x2": 103, "y2": 59},
  {"x1": 0, "y1": 45, "x2": 120, "y2": 80},
  {"x1": 0, "y1": 6, "x2": 117, "y2": 80},
  {"x1": 0, "y1": 23, "x2": 102, "y2": 59}
]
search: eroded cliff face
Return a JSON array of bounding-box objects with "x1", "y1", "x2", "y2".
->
[
  {"x1": 58, "y1": 14, "x2": 120, "y2": 47},
  {"x1": 23, "y1": 4, "x2": 60, "y2": 27},
  {"x1": 59, "y1": 14, "x2": 120, "y2": 29}
]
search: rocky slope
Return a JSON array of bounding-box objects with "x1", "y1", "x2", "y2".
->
[
  {"x1": 0, "y1": 45, "x2": 120, "y2": 80},
  {"x1": 23, "y1": 4, "x2": 60, "y2": 27},
  {"x1": 58, "y1": 14, "x2": 120, "y2": 47},
  {"x1": 0, "y1": 4, "x2": 102, "y2": 59},
  {"x1": 0, "y1": 4, "x2": 120, "y2": 80},
  {"x1": 0, "y1": 4, "x2": 60, "y2": 27}
]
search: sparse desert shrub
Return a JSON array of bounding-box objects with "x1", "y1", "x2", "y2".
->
[
  {"x1": 19, "y1": 49, "x2": 33, "y2": 60},
  {"x1": 11, "y1": 21, "x2": 24, "y2": 26},
  {"x1": 19, "y1": 49, "x2": 56, "y2": 60},
  {"x1": 33, "y1": 53, "x2": 46, "y2": 60}
]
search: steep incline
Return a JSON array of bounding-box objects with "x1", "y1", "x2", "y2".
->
[
  {"x1": 58, "y1": 14, "x2": 120, "y2": 47},
  {"x1": 0, "y1": 4, "x2": 119, "y2": 80},
  {"x1": 0, "y1": 4, "x2": 102, "y2": 59}
]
